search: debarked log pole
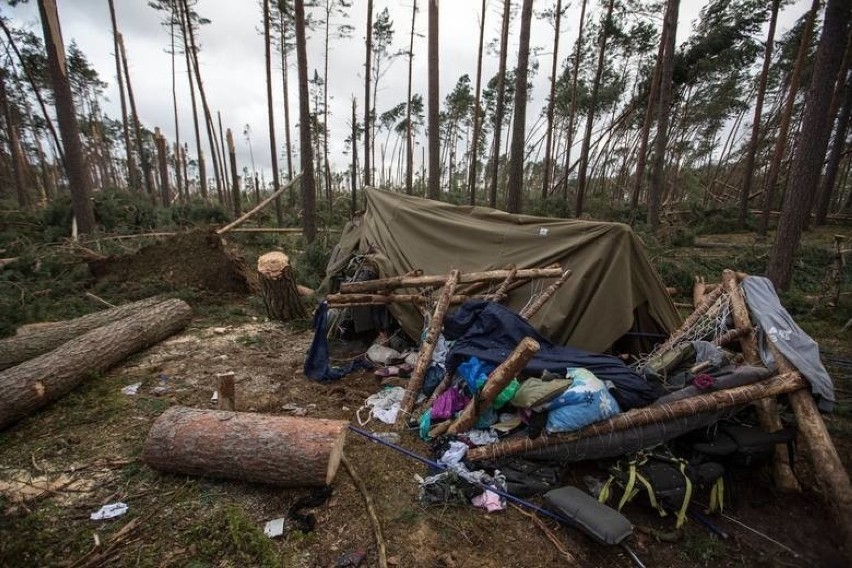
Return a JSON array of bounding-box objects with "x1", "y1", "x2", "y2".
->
[
  {"x1": 693, "y1": 276, "x2": 706, "y2": 308},
  {"x1": 466, "y1": 372, "x2": 807, "y2": 462},
  {"x1": 654, "y1": 287, "x2": 724, "y2": 356},
  {"x1": 768, "y1": 343, "x2": 852, "y2": 558},
  {"x1": 339, "y1": 267, "x2": 563, "y2": 294},
  {"x1": 0, "y1": 296, "x2": 167, "y2": 371},
  {"x1": 722, "y1": 268, "x2": 800, "y2": 492},
  {"x1": 143, "y1": 406, "x2": 348, "y2": 487},
  {"x1": 216, "y1": 172, "x2": 303, "y2": 235},
  {"x1": 520, "y1": 270, "x2": 572, "y2": 319},
  {"x1": 257, "y1": 251, "x2": 307, "y2": 321},
  {"x1": 326, "y1": 292, "x2": 497, "y2": 307},
  {"x1": 0, "y1": 299, "x2": 192, "y2": 430},
  {"x1": 434, "y1": 337, "x2": 540, "y2": 438},
  {"x1": 398, "y1": 269, "x2": 460, "y2": 423}
]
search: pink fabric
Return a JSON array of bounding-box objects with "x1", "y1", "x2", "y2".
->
[
  {"x1": 472, "y1": 490, "x2": 504, "y2": 512},
  {"x1": 693, "y1": 373, "x2": 715, "y2": 390},
  {"x1": 430, "y1": 388, "x2": 470, "y2": 421}
]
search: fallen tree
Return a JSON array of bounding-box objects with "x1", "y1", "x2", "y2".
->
[
  {"x1": 0, "y1": 296, "x2": 167, "y2": 371},
  {"x1": 0, "y1": 298, "x2": 192, "y2": 430},
  {"x1": 143, "y1": 406, "x2": 348, "y2": 487}
]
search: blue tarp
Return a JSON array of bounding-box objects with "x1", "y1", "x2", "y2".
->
[
  {"x1": 304, "y1": 302, "x2": 372, "y2": 381},
  {"x1": 442, "y1": 301, "x2": 657, "y2": 409}
]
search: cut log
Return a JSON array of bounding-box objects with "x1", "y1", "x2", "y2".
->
[
  {"x1": 398, "y1": 269, "x2": 460, "y2": 422},
  {"x1": 142, "y1": 406, "x2": 348, "y2": 487},
  {"x1": 0, "y1": 296, "x2": 167, "y2": 371},
  {"x1": 466, "y1": 371, "x2": 807, "y2": 462},
  {"x1": 433, "y1": 337, "x2": 540, "y2": 438},
  {"x1": 257, "y1": 251, "x2": 307, "y2": 321},
  {"x1": 339, "y1": 267, "x2": 563, "y2": 294},
  {"x1": 722, "y1": 268, "x2": 800, "y2": 492},
  {"x1": 217, "y1": 373, "x2": 235, "y2": 411},
  {"x1": 0, "y1": 299, "x2": 192, "y2": 430}
]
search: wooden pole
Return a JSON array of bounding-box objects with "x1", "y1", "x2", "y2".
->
[
  {"x1": 339, "y1": 267, "x2": 563, "y2": 294},
  {"x1": 519, "y1": 270, "x2": 572, "y2": 319},
  {"x1": 653, "y1": 287, "x2": 723, "y2": 356},
  {"x1": 217, "y1": 372, "x2": 235, "y2": 411},
  {"x1": 398, "y1": 269, "x2": 460, "y2": 423},
  {"x1": 692, "y1": 276, "x2": 706, "y2": 308},
  {"x1": 226, "y1": 128, "x2": 241, "y2": 218},
  {"x1": 326, "y1": 292, "x2": 501, "y2": 307},
  {"x1": 466, "y1": 371, "x2": 807, "y2": 462},
  {"x1": 216, "y1": 172, "x2": 302, "y2": 235},
  {"x1": 722, "y1": 268, "x2": 800, "y2": 492},
  {"x1": 431, "y1": 337, "x2": 540, "y2": 438}
]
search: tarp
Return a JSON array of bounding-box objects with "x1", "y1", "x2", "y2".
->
[{"x1": 326, "y1": 188, "x2": 680, "y2": 352}]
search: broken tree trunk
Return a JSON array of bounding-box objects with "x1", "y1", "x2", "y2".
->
[
  {"x1": 0, "y1": 299, "x2": 192, "y2": 430},
  {"x1": 257, "y1": 251, "x2": 307, "y2": 321},
  {"x1": 433, "y1": 337, "x2": 540, "y2": 438},
  {"x1": 217, "y1": 373, "x2": 235, "y2": 411},
  {"x1": 0, "y1": 296, "x2": 167, "y2": 371},
  {"x1": 398, "y1": 269, "x2": 460, "y2": 423},
  {"x1": 215, "y1": 172, "x2": 302, "y2": 235},
  {"x1": 519, "y1": 270, "x2": 572, "y2": 319},
  {"x1": 722, "y1": 268, "x2": 800, "y2": 492},
  {"x1": 767, "y1": 343, "x2": 852, "y2": 556},
  {"x1": 339, "y1": 267, "x2": 563, "y2": 294},
  {"x1": 466, "y1": 371, "x2": 807, "y2": 462},
  {"x1": 143, "y1": 406, "x2": 348, "y2": 487}
]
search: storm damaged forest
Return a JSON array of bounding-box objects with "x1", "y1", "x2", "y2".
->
[{"x1": 0, "y1": 1, "x2": 851, "y2": 567}]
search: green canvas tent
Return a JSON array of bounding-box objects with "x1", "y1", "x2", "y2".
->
[{"x1": 325, "y1": 188, "x2": 681, "y2": 353}]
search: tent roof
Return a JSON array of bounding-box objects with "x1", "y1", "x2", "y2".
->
[{"x1": 327, "y1": 188, "x2": 681, "y2": 352}]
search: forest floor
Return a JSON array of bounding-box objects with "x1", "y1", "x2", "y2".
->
[{"x1": 0, "y1": 224, "x2": 850, "y2": 568}]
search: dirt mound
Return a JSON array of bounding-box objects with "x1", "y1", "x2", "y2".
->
[{"x1": 89, "y1": 230, "x2": 253, "y2": 294}]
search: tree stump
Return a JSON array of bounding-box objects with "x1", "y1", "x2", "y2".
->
[
  {"x1": 257, "y1": 252, "x2": 307, "y2": 321},
  {"x1": 0, "y1": 299, "x2": 192, "y2": 430},
  {"x1": 142, "y1": 406, "x2": 348, "y2": 487}
]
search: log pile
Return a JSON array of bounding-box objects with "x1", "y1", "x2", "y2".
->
[{"x1": 0, "y1": 297, "x2": 192, "y2": 430}]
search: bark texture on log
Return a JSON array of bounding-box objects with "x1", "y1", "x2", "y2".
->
[
  {"x1": 0, "y1": 299, "x2": 192, "y2": 430},
  {"x1": 142, "y1": 406, "x2": 348, "y2": 487},
  {"x1": 0, "y1": 296, "x2": 166, "y2": 371},
  {"x1": 257, "y1": 251, "x2": 307, "y2": 321},
  {"x1": 398, "y1": 270, "x2": 460, "y2": 422},
  {"x1": 722, "y1": 268, "x2": 800, "y2": 492},
  {"x1": 467, "y1": 372, "x2": 806, "y2": 462},
  {"x1": 442, "y1": 337, "x2": 540, "y2": 437},
  {"x1": 339, "y1": 267, "x2": 563, "y2": 294}
]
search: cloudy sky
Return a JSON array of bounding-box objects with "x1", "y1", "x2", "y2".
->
[{"x1": 5, "y1": 0, "x2": 809, "y2": 182}]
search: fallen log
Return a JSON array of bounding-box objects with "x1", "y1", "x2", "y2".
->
[
  {"x1": 722, "y1": 269, "x2": 799, "y2": 492},
  {"x1": 339, "y1": 267, "x2": 563, "y2": 294},
  {"x1": 216, "y1": 173, "x2": 303, "y2": 235},
  {"x1": 142, "y1": 406, "x2": 348, "y2": 487},
  {"x1": 257, "y1": 251, "x2": 307, "y2": 321},
  {"x1": 433, "y1": 337, "x2": 540, "y2": 438},
  {"x1": 0, "y1": 299, "x2": 192, "y2": 430},
  {"x1": 466, "y1": 371, "x2": 807, "y2": 462},
  {"x1": 398, "y1": 270, "x2": 460, "y2": 423},
  {"x1": 0, "y1": 296, "x2": 167, "y2": 371}
]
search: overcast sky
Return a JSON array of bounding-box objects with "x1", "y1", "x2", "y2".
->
[{"x1": 5, "y1": 0, "x2": 810, "y2": 183}]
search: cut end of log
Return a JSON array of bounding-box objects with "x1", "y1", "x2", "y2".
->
[
  {"x1": 257, "y1": 252, "x2": 291, "y2": 278},
  {"x1": 326, "y1": 427, "x2": 348, "y2": 485}
]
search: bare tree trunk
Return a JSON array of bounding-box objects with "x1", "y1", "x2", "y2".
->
[
  {"x1": 506, "y1": 0, "x2": 533, "y2": 214},
  {"x1": 364, "y1": 0, "x2": 373, "y2": 188},
  {"x1": 280, "y1": 4, "x2": 295, "y2": 204},
  {"x1": 217, "y1": 111, "x2": 228, "y2": 203},
  {"x1": 427, "y1": 0, "x2": 440, "y2": 200},
  {"x1": 169, "y1": 1, "x2": 183, "y2": 201},
  {"x1": 561, "y1": 0, "x2": 587, "y2": 203},
  {"x1": 177, "y1": 3, "x2": 206, "y2": 199},
  {"x1": 768, "y1": 0, "x2": 851, "y2": 290},
  {"x1": 466, "y1": 0, "x2": 485, "y2": 204},
  {"x1": 541, "y1": 0, "x2": 562, "y2": 198},
  {"x1": 0, "y1": 69, "x2": 31, "y2": 209},
  {"x1": 37, "y1": 0, "x2": 95, "y2": 232},
  {"x1": 406, "y1": 0, "x2": 417, "y2": 195},
  {"x1": 295, "y1": 0, "x2": 317, "y2": 242},
  {"x1": 351, "y1": 97, "x2": 358, "y2": 213},
  {"x1": 488, "y1": 0, "x2": 511, "y2": 208},
  {"x1": 117, "y1": 33, "x2": 155, "y2": 201},
  {"x1": 154, "y1": 128, "x2": 171, "y2": 206},
  {"x1": 757, "y1": 0, "x2": 819, "y2": 237},
  {"x1": 738, "y1": 0, "x2": 780, "y2": 228},
  {"x1": 107, "y1": 0, "x2": 138, "y2": 192},
  {"x1": 647, "y1": 0, "x2": 679, "y2": 229},
  {"x1": 576, "y1": 0, "x2": 615, "y2": 218},
  {"x1": 226, "y1": 128, "x2": 241, "y2": 217},
  {"x1": 264, "y1": 0, "x2": 284, "y2": 226}
]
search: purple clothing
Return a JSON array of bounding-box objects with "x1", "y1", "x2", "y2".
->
[{"x1": 431, "y1": 388, "x2": 470, "y2": 421}]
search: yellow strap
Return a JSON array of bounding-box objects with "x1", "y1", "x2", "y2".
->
[
  {"x1": 707, "y1": 477, "x2": 725, "y2": 514},
  {"x1": 618, "y1": 463, "x2": 638, "y2": 511},
  {"x1": 634, "y1": 472, "x2": 664, "y2": 516},
  {"x1": 599, "y1": 476, "x2": 614, "y2": 504},
  {"x1": 675, "y1": 461, "x2": 693, "y2": 529}
]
